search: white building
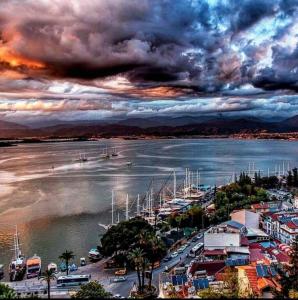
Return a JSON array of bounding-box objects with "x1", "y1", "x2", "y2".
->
[
  {"x1": 204, "y1": 225, "x2": 241, "y2": 250},
  {"x1": 230, "y1": 209, "x2": 260, "y2": 229}
]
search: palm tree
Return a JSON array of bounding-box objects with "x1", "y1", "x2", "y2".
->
[
  {"x1": 148, "y1": 236, "x2": 166, "y2": 290},
  {"x1": 59, "y1": 250, "x2": 75, "y2": 275},
  {"x1": 128, "y1": 248, "x2": 144, "y2": 293},
  {"x1": 39, "y1": 269, "x2": 56, "y2": 299}
]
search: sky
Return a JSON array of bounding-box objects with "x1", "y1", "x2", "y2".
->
[{"x1": 0, "y1": 0, "x2": 298, "y2": 124}]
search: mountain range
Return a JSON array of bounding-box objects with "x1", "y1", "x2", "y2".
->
[{"x1": 0, "y1": 115, "x2": 298, "y2": 139}]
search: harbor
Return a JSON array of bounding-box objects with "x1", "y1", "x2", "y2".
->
[{"x1": 1, "y1": 139, "x2": 298, "y2": 298}]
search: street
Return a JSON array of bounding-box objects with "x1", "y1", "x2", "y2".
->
[{"x1": 5, "y1": 232, "x2": 205, "y2": 298}]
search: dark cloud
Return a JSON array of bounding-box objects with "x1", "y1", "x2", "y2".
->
[{"x1": 0, "y1": 0, "x2": 297, "y2": 122}]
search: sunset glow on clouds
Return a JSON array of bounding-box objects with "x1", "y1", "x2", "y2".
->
[{"x1": 0, "y1": 0, "x2": 298, "y2": 123}]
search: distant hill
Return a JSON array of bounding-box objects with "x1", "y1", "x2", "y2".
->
[
  {"x1": 281, "y1": 115, "x2": 298, "y2": 128},
  {"x1": 0, "y1": 115, "x2": 298, "y2": 138},
  {"x1": 0, "y1": 120, "x2": 35, "y2": 138},
  {"x1": 0, "y1": 120, "x2": 28, "y2": 130},
  {"x1": 116, "y1": 115, "x2": 215, "y2": 128}
]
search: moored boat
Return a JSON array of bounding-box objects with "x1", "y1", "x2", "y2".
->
[
  {"x1": 26, "y1": 254, "x2": 41, "y2": 279},
  {"x1": 76, "y1": 153, "x2": 88, "y2": 162},
  {"x1": 111, "y1": 148, "x2": 118, "y2": 157},
  {"x1": 9, "y1": 226, "x2": 26, "y2": 281},
  {"x1": 100, "y1": 146, "x2": 110, "y2": 159}
]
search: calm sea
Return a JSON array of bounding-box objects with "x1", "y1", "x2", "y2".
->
[{"x1": 0, "y1": 138, "x2": 297, "y2": 277}]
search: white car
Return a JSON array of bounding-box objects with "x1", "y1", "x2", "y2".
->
[
  {"x1": 171, "y1": 252, "x2": 179, "y2": 258},
  {"x1": 112, "y1": 276, "x2": 127, "y2": 283}
]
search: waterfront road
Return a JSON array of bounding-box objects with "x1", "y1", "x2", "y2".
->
[{"x1": 5, "y1": 232, "x2": 205, "y2": 298}]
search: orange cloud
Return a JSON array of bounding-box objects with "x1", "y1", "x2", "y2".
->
[{"x1": 0, "y1": 46, "x2": 44, "y2": 69}]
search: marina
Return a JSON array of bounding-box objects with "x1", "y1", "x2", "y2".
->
[{"x1": 0, "y1": 138, "x2": 298, "y2": 281}]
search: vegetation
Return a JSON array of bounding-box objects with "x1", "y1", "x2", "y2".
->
[
  {"x1": 71, "y1": 281, "x2": 111, "y2": 298},
  {"x1": 128, "y1": 248, "x2": 145, "y2": 293},
  {"x1": 59, "y1": 250, "x2": 75, "y2": 276},
  {"x1": 287, "y1": 168, "x2": 298, "y2": 187},
  {"x1": 39, "y1": 269, "x2": 56, "y2": 299},
  {"x1": 99, "y1": 217, "x2": 155, "y2": 262},
  {"x1": 277, "y1": 236, "x2": 298, "y2": 298},
  {"x1": 167, "y1": 205, "x2": 209, "y2": 231},
  {"x1": 199, "y1": 267, "x2": 239, "y2": 298},
  {"x1": 0, "y1": 283, "x2": 16, "y2": 299},
  {"x1": 100, "y1": 217, "x2": 166, "y2": 296},
  {"x1": 210, "y1": 172, "x2": 270, "y2": 224}
]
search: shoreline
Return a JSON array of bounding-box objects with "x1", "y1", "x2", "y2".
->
[{"x1": 1, "y1": 134, "x2": 298, "y2": 145}]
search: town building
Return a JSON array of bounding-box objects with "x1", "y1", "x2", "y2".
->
[{"x1": 261, "y1": 211, "x2": 298, "y2": 245}]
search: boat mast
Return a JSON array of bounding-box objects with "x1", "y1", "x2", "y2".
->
[
  {"x1": 137, "y1": 194, "x2": 140, "y2": 216},
  {"x1": 173, "y1": 170, "x2": 176, "y2": 199},
  {"x1": 14, "y1": 225, "x2": 20, "y2": 260},
  {"x1": 196, "y1": 170, "x2": 199, "y2": 193},
  {"x1": 125, "y1": 194, "x2": 129, "y2": 220},
  {"x1": 159, "y1": 194, "x2": 162, "y2": 209},
  {"x1": 111, "y1": 190, "x2": 114, "y2": 225},
  {"x1": 282, "y1": 161, "x2": 285, "y2": 176}
]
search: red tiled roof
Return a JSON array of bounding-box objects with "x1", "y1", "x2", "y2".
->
[
  {"x1": 241, "y1": 236, "x2": 249, "y2": 246},
  {"x1": 203, "y1": 249, "x2": 226, "y2": 256},
  {"x1": 244, "y1": 267, "x2": 259, "y2": 294},
  {"x1": 249, "y1": 243, "x2": 262, "y2": 249},
  {"x1": 285, "y1": 221, "x2": 298, "y2": 229},
  {"x1": 266, "y1": 248, "x2": 290, "y2": 263},
  {"x1": 249, "y1": 249, "x2": 266, "y2": 262},
  {"x1": 252, "y1": 203, "x2": 269, "y2": 209},
  {"x1": 189, "y1": 260, "x2": 226, "y2": 276}
]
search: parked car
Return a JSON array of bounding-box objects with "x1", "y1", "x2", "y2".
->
[
  {"x1": 177, "y1": 248, "x2": 184, "y2": 254},
  {"x1": 115, "y1": 268, "x2": 127, "y2": 276},
  {"x1": 113, "y1": 294, "x2": 125, "y2": 298},
  {"x1": 163, "y1": 256, "x2": 172, "y2": 262},
  {"x1": 112, "y1": 276, "x2": 127, "y2": 283},
  {"x1": 171, "y1": 252, "x2": 179, "y2": 258}
]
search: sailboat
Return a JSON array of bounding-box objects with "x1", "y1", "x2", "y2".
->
[
  {"x1": 111, "y1": 148, "x2": 118, "y2": 157},
  {"x1": 76, "y1": 153, "x2": 88, "y2": 162},
  {"x1": 100, "y1": 147, "x2": 110, "y2": 159},
  {"x1": 9, "y1": 226, "x2": 26, "y2": 281}
]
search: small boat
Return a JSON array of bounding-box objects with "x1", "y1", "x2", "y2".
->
[
  {"x1": 111, "y1": 148, "x2": 118, "y2": 157},
  {"x1": 76, "y1": 153, "x2": 88, "y2": 162},
  {"x1": 88, "y1": 248, "x2": 102, "y2": 261},
  {"x1": 9, "y1": 226, "x2": 26, "y2": 281},
  {"x1": 100, "y1": 147, "x2": 110, "y2": 159},
  {"x1": 80, "y1": 257, "x2": 86, "y2": 266},
  {"x1": 26, "y1": 254, "x2": 41, "y2": 279},
  {"x1": 126, "y1": 161, "x2": 132, "y2": 167},
  {"x1": 47, "y1": 262, "x2": 58, "y2": 273}
]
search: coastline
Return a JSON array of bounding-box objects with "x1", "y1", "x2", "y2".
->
[{"x1": 1, "y1": 133, "x2": 298, "y2": 144}]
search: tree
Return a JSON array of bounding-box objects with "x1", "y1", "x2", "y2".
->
[
  {"x1": 99, "y1": 217, "x2": 154, "y2": 259},
  {"x1": 146, "y1": 235, "x2": 167, "y2": 289},
  {"x1": 128, "y1": 248, "x2": 145, "y2": 293},
  {"x1": 59, "y1": 250, "x2": 75, "y2": 276},
  {"x1": 221, "y1": 267, "x2": 239, "y2": 298},
  {"x1": 0, "y1": 283, "x2": 16, "y2": 299},
  {"x1": 72, "y1": 281, "x2": 111, "y2": 298},
  {"x1": 39, "y1": 269, "x2": 56, "y2": 299}
]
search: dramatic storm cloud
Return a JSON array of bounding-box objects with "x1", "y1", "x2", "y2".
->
[{"x1": 0, "y1": 0, "x2": 297, "y2": 123}]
